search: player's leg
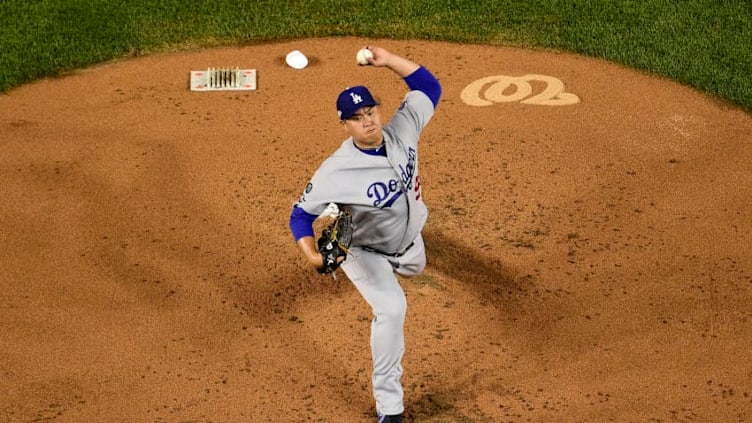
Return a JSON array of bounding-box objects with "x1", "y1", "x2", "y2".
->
[
  {"x1": 392, "y1": 234, "x2": 426, "y2": 278},
  {"x1": 341, "y1": 250, "x2": 407, "y2": 417}
]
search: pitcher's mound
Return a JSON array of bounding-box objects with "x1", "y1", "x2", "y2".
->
[{"x1": 1, "y1": 37, "x2": 751, "y2": 422}]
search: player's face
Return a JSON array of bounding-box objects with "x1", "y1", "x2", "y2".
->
[{"x1": 342, "y1": 106, "x2": 383, "y2": 147}]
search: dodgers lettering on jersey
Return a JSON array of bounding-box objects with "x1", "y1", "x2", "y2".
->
[
  {"x1": 368, "y1": 146, "x2": 418, "y2": 208},
  {"x1": 398, "y1": 146, "x2": 416, "y2": 191},
  {"x1": 367, "y1": 178, "x2": 403, "y2": 208}
]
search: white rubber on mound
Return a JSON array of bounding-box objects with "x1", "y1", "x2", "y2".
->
[{"x1": 190, "y1": 68, "x2": 257, "y2": 91}]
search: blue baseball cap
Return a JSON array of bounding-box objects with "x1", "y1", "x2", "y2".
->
[{"x1": 336, "y1": 85, "x2": 378, "y2": 120}]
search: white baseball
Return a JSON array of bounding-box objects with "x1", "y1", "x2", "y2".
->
[{"x1": 356, "y1": 48, "x2": 373, "y2": 65}]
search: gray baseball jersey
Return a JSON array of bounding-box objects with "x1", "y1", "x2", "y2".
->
[{"x1": 295, "y1": 90, "x2": 436, "y2": 254}]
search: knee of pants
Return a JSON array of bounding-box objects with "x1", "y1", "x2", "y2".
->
[
  {"x1": 394, "y1": 241, "x2": 426, "y2": 278},
  {"x1": 396, "y1": 259, "x2": 425, "y2": 278},
  {"x1": 374, "y1": 292, "x2": 407, "y2": 324}
]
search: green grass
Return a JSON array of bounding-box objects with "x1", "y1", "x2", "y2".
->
[{"x1": 1, "y1": 0, "x2": 750, "y2": 110}]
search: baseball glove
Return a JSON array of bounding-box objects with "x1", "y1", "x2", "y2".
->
[{"x1": 316, "y1": 209, "x2": 353, "y2": 274}]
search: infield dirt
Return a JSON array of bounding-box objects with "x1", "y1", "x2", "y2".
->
[{"x1": 1, "y1": 38, "x2": 751, "y2": 422}]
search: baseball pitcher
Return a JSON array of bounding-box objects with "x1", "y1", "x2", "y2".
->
[{"x1": 289, "y1": 46, "x2": 442, "y2": 423}]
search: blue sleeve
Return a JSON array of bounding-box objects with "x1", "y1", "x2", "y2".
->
[
  {"x1": 404, "y1": 66, "x2": 442, "y2": 108},
  {"x1": 289, "y1": 205, "x2": 317, "y2": 241}
]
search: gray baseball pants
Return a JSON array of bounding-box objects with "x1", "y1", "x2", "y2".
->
[{"x1": 341, "y1": 234, "x2": 426, "y2": 416}]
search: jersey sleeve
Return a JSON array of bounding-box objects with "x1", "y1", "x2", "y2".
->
[
  {"x1": 289, "y1": 178, "x2": 330, "y2": 241},
  {"x1": 385, "y1": 90, "x2": 436, "y2": 144},
  {"x1": 403, "y1": 66, "x2": 442, "y2": 108},
  {"x1": 289, "y1": 205, "x2": 317, "y2": 240},
  {"x1": 289, "y1": 150, "x2": 354, "y2": 241}
]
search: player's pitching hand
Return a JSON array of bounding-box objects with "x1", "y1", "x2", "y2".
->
[
  {"x1": 359, "y1": 46, "x2": 421, "y2": 78},
  {"x1": 361, "y1": 46, "x2": 391, "y2": 67}
]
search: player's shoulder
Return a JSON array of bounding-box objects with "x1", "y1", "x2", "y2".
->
[
  {"x1": 312, "y1": 139, "x2": 365, "y2": 183},
  {"x1": 388, "y1": 90, "x2": 435, "y2": 128},
  {"x1": 399, "y1": 90, "x2": 435, "y2": 115},
  {"x1": 333, "y1": 138, "x2": 359, "y2": 156},
  {"x1": 320, "y1": 139, "x2": 359, "y2": 165}
]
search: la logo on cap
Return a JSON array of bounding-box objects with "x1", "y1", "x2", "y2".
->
[{"x1": 336, "y1": 85, "x2": 377, "y2": 120}]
